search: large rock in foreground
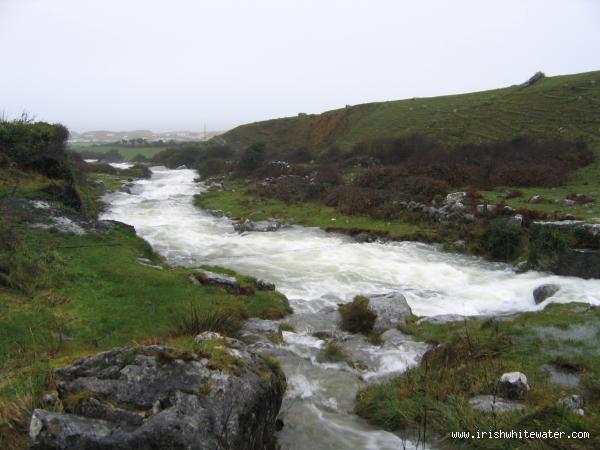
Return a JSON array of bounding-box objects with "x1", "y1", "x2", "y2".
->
[
  {"x1": 367, "y1": 293, "x2": 413, "y2": 332},
  {"x1": 30, "y1": 344, "x2": 286, "y2": 449}
]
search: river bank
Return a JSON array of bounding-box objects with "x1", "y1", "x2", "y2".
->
[{"x1": 102, "y1": 166, "x2": 600, "y2": 448}]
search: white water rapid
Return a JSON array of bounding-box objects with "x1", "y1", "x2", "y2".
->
[{"x1": 101, "y1": 167, "x2": 600, "y2": 449}]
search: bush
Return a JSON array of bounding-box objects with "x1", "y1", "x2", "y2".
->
[
  {"x1": 172, "y1": 305, "x2": 245, "y2": 337},
  {"x1": 482, "y1": 218, "x2": 525, "y2": 261},
  {"x1": 339, "y1": 296, "x2": 377, "y2": 334},
  {"x1": 317, "y1": 341, "x2": 350, "y2": 364},
  {"x1": 237, "y1": 143, "x2": 266, "y2": 174}
]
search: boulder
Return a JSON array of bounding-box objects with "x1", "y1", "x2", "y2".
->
[
  {"x1": 233, "y1": 219, "x2": 281, "y2": 233},
  {"x1": 29, "y1": 345, "x2": 285, "y2": 450},
  {"x1": 496, "y1": 372, "x2": 530, "y2": 400},
  {"x1": 469, "y1": 395, "x2": 525, "y2": 414},
  {"x1": 175, "y1": 165, "x2": 188, "y2": 170},
  {"x1": 557, "y1": 395, "x2": 584, "y2": 416},
  {"x1": 532, "y1": 284, "x2": 560, "y2": 304},
  {"x1": 354, "y1": 232, "x2": 370, "y2": 243},
  {"x1": 366, "y1": 293, "x2": 413, "y2": 333}
]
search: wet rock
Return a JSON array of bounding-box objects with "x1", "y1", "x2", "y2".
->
[
  {"x1": 514, "y1": 260, "x2": 529, "y2": 273},
  {"x1": 175, "y1": 165, "x2": 188, "y2": 170},
  {"x1": 285, "y1": 309, "x2": 339, "y2": 336},
  {"x1": 557, "y1": 395, "x2": 584, "y2": 416},
  {"x1": 417, "y1": 314, "x2": 467, "y2": 325},
  {"x1": 496, "y1": 372, "x2": 530, "y2": 400},
  {"x1": 240, "y1": 319, "x2": 282, "y2": 346},
  {"x1": 354, "y1": 232, "x2": 370, "y2": 243},
  {"x1": 552, "y1": 249, "x2": 600, "y2": 279},
  {"x1": 469, "y1": 395, "x2": 525, "y2": 414},
  {"x1": 366, "y1": 293, "x2": 413, "y2": 332},
  {"x1": 191, "y1": 269, "x2": 240, "y2": 291},
  {"x1": 256, "y1": 279, "x2": 276, "y2": 291},
  {"x1": 29, "y1": 345, "x2": 285, "y2": 450},
  {"x1": 533, "y1": 284, "x2": 560, "y2": 304},
  {"x1": 509, "y1": 214, "x2": 523, "y2": 226},
  {"x1": 233, "y1": 219, "x2": 281, "y2": 233}
]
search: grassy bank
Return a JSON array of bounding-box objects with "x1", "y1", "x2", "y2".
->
[
  {"x1": 0, "y1": 163, "x2": 291, "y2": 447},
  {"x1": 194, "y1": 181, "x2": 440, "y2": 241},
  {"x1": 355, "y1": 304, "x2": 600, "y2": 449}
]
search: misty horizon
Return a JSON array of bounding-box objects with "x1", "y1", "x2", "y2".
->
[{"x1": 2, "y1": 0, "x2": 599, "y2": 133}]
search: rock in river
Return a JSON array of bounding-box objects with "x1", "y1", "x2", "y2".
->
[
  {"x1": 533, "y1": 284, "x2": 560, "y2": 304},
  {"x1": 233, "y1": 219, "x2": 282, "y2": 233},
  {"x1": 367, "y1": 292, "x2": 413, "y2": 333},
  {"x1": 29, "y1": 344, "x2": 285, "y2": 449}
]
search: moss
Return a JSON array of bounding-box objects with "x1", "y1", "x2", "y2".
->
[
  {"x1": 317, "y1": 341, "x2": 350, "y2": 365},
  {"x1": 64, "y1": 390, "x2": 95, "y2": 412},
  {"x1": 338, "y1": 296, "x2": 377, "y2": 334},
  {"x1": 279, "y1": 322, "x2": 296, "y2": 333},
  {"x1": 267, "y1": 332, "x2": 283, "y2": 345}
]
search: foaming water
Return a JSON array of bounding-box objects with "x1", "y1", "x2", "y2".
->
[
  {"x1": 101, "y1": 167, "x2": 600, "y2": 449},
  {"x1": 102, "y1": 167, "x2": 600, "y2": 316}
]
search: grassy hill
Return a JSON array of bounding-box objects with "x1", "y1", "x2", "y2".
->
[{"x1": 220, "y1": 70, "x2": 600, "y2": 152}]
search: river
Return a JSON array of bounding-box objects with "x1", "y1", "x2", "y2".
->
[{"x1": 101, "y1": 166, "x2": 600, "y2": 449}]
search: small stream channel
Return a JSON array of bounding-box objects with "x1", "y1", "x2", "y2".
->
[{"x1": 101, "y1": 167, "x2": 600, "y2": 449}]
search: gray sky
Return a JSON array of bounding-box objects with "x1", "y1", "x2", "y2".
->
[{"x1": 1, "y1": 0, "x2": 599, "y2": 133}]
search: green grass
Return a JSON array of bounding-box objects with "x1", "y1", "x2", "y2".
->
[
  {"x1": 0, "y1": 225, "x2": 290, "y2": 446},
  {"x1": 356, "y1": 304, "x2": 600, "y2": 449},
  {"x1": 194, "y1": 182, "x2": 439, "y2": 241},
  {"x1": 221, "y1": 70, "x2": 600, "y2": 152},
  {"x1": 70, "y1": 145, "x2": 167, "y2": 160}
]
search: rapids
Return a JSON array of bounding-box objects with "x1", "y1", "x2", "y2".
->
[{"x1": 101, "y1": 167, "x2": 600, "y2": 449}]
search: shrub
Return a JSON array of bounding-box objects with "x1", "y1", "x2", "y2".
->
[
  {"x1": 171, "y1": 305, "x2": 245, "y2": 337},
  {"x1": 237, "y1": 143, "x2": 266, "y2": 174},
  {"x1": 339, "y1": 296, "x2": 377, "y2": 334},
  {"x1": 482, "y1": 218, "x2": 525, "y2": 261},
  {"x1": 317, "y1": 341, "x2": 350, "y2": 364}
]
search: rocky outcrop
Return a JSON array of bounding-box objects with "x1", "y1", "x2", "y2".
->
[
  {"x1": 532, "y1": 284, "x2": 560, "y2": 304},
  {"x1": 366, "y1": 293, "x2": 413, "y2": 332},
  {"x1": 29, "y1": 344, "x2": 285, "y2": 450},
  {"x1": 552, "y1": 249, "x2": 600, "y2": 279},
  {"x1": 233, "y1": 219, "x2": 282, "y2": 233},
  {"x1": 496, "y1": 372, "x2": 530, "y2": 400}
]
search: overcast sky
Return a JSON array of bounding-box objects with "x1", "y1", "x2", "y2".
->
[{"x1": 1, "y1": 0, "x2": 599, "y2": 133}]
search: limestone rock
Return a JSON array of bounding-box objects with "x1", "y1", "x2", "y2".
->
[
  {"x1": 496, "y1": 372, "x2": 530, "y2": 400},
  {"x1": 29, "y1": 345, "x2": 285, "y2": 450},
  {"x1": 366, "y1": 293, "x2": 413, "y2": 333}
]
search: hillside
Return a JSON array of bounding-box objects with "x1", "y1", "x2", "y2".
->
[{"x1": 220, "y1": 70, "x2": 600, "y2": 152}]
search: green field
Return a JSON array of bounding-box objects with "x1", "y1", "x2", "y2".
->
[
  {"x1": 221, "y1": 70, "x2": 600, "y2": 152},
  {"x1": 69, "y1": 145, "x2": 167, "y2": 160}
]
